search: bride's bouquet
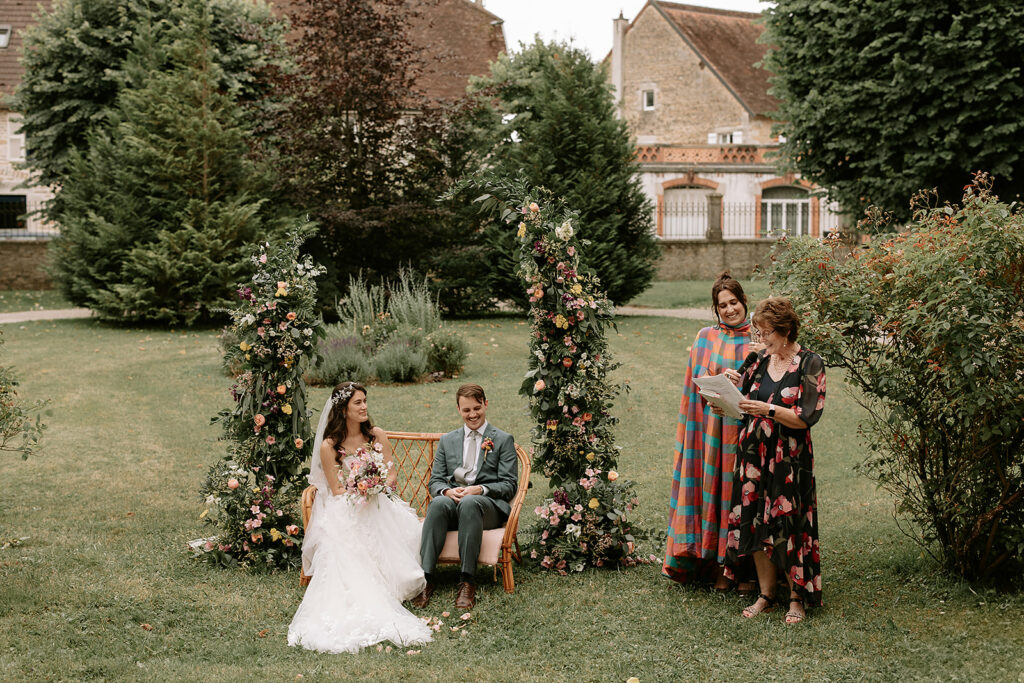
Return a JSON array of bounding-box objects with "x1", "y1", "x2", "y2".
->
[{"x1": 341, "y1": 442, "x2": 397, "y2": 503}]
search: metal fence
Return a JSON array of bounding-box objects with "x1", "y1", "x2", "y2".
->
[
  {"x1": 0, "y1": 199, "x2": 58, "y2": 240},
  {"x1": 659, "y1": 199, "x2": 842, "y2": 240}
]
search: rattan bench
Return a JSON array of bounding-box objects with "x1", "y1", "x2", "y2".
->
[{"x1": 300, "y1": 431, "x2": 531, "y2": 593}]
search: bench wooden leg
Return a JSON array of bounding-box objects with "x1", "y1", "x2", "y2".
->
[{"x1": 501, "y1": 555, "x2": 515, "y2": 593}]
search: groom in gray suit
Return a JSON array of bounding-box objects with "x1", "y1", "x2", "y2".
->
[{"x1": 411, "y1": 383, "x2": 518, "y2": 609}]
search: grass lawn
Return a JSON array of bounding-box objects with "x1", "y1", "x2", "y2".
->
[
  {"x1": 628, "y1": 279, "x2": 772, "y2": 311},
  {"x1": 0, "y1": 289, "x2": 71, "y2": 314},
  {"x1": 0, "y1": 315, "x2": 1021, "y2": 680}
]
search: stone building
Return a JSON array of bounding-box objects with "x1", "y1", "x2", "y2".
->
[
  {"x1": 608, "y1": 1, "x2": 839, "y2": 276},
  {"x1": 0, "y1": 0, "x2": 54, "y2": 240}
]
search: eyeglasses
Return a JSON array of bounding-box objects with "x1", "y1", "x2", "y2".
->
[{"x1": 755, "y1": 328, "x2": 775, "y2": 340}]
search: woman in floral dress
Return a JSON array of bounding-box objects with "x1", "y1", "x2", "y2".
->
[
  {"x1": 663, "y1": 272, "x2": 759, "y2": 591},
  {"x1": 720, "y1": 297, "x2": 826, "y2": 624}
]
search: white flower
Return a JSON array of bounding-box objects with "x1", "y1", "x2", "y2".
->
[
  {"x1": 573, "y1": 563, "x2": 585, "y2": 572},
  {"x1": 565, "y1": 523, "x2": 581, "y2": 537},
  {"x1": 555, "y1": 219, "x2": 574, "y2": 241},
  {"x1": 241, "y1": 314, "x2": 256, "y2": 326}
]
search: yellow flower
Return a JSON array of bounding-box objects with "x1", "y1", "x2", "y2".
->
[
  {"x1": 269, "y1": 528, "x2": 282, "y2": 542},
  {"x1": 252, "y1": 487, "x2": 261, "y2": 493},
  {"x1": 517, "y1": 222, "x2": 527, "y2": 238},
  {"x1": 199, "y1": 509, "x2": 208, "y2": 519},
  {"x1": 588, "y1": 498, "x2": 600, "y2": 509},
  {"x1": 239, "y1": 341, "x2": 250, "y2": 352},
  {"x1": 585, "y1": 452, "x2": 595, "y2": 461},
  {"x1": 571, "y1": 284, "x2": 582, "y2": 295},
  {"x1": 554, "y1": 314, "x2": 568, "y2": 329},
  {"x1": 281, "y1": 404, "x2": 293, "y2": 415}
]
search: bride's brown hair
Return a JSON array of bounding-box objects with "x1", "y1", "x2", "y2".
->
[{"x1": 323, "y1": 381, "x2": 375, "y2": 467}]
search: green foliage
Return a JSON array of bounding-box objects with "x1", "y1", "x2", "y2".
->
[
  {"x1": 470, "y1": 176, "x2": 652, "y2": 571},
  {"x1": 324, "y1": 269, "x2": 467, "y2": 382},
  {"x1": 14, "y1": 0, "x2": 285, "y2": 189},
  {"x1": 461, "y1": 39, "x2": 660, "y2": 306},
  {"x1": 49, "y1": 0, "x2": 295, "y2": 325},
  {"x1": 766, "y1": 174, "x2": 1024, "y2": 582},
  {"x1": 424, "y1": 328, "x2": 469, "y2": 378},
  {"x1": 762, "y1": 0, "x2": 1024, "y2": 223},
  {"x1": 198, "y1": 233, "x2": 326, "y2": 570},
  {"x1": 306, "y1": 330, "x2": 372, "y2": 386},
  {"x1": 372, "y1": 341, "x2": 427, "y2": 384},
  {"x1": 0, "y1": 331, "x2": 47, "y2": 459}
]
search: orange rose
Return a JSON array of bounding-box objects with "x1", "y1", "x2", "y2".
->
[
  {"x1": 254, "y1": 414, "x2": 266, "y2": 427},
  {"x1": 277, "y1": 385, "x2": 287, "y2": 395},
  {"x1": 562, "y1": 357, "x2": 573, "y2": 368},
  {"x1": 294, "y1": 438, "x2": 304, "y2": 449},
  {"x1": 286, "y1": 312, "x2": 297, "y2": 321},
  {"x1": 227, "y1": 478, "x2": 239, "y2": 489}
]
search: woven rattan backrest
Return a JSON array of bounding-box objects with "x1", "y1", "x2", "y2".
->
[{"x1": 386, "y1": 431, "x2": 443, "y2": 517}]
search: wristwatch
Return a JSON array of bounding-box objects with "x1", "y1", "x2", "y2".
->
[{"x1": 768, "y1": 405, "x2": 776, "y2": 419}]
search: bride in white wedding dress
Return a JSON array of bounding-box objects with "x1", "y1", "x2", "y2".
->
[{"x1": 288, "y1": 382, "x2": 431, "y2": 654}]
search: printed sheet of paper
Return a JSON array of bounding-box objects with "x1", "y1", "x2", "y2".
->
[{"x1": 693, "y1": 374, "x2": 746, "y2": 419}]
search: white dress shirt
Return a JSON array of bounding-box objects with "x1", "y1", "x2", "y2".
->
[{"x1": 443, "y1": 422, "x2": 489, "y2": 495}]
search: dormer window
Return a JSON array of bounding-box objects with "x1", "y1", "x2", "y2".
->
[
  {"x1": 707, "y1": 131, "x2": 744, "y2": 145},
  {"x1": 642, "y1": 89, "x2": 655, "y2": 111},
  {"x1": 0, "y1": 26, "x2": 11, "y2": 49}
]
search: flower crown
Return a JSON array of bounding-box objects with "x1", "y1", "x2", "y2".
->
[{"x1": 331, "y1": 385, "x2": 356, "y2": 407}]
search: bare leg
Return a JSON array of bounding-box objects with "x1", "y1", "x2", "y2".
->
[
  {"x1": 785, "y1": 575, "x2": 806, "y2": 624},
  {"x1": 742, "y1": 551, "x2": 777, "y2": 617}
]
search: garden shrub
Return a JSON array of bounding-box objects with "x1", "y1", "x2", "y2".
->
[
  {"x1": 373, "y1": 340, "x2": 427, "y2": 384},
  {"x1": 767, "y1": 173, "x2": 1024, "y2": 583},
  {"x1": 425, "y1": 328, "x2": 469, "y2": 377},
  {"x1": 307, "y1": 329, "x2": 371, "y2": 385},
  {"x1": 217, "y1": 325, "x2": 244, "y2": 376},
  {"x1": 333, "y1": 269, "x2": 466, "y2": 383},
  {"x1": 0, "y1": 330, "x2": 47, "y2": 458}
]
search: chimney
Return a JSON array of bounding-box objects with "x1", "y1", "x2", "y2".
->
[{"x1": 611, "y1": 11, "x2": 629, "y2": 113}]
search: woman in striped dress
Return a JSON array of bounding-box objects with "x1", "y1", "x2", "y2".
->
[{"x1": 663, "y1": 272, "x2": 759, "y2": 590}]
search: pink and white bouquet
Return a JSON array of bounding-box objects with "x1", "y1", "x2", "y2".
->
[{"x1": 341, "y1": 442, "x2": 397, "y2": 502}]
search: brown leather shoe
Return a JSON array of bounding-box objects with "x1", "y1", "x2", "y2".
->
[
  {"x1": 454, "y1": 581, "x2": 476, "y2": 610},
  {"x1": 410, "y1": 582, "x2": 434, "y2": 609}
]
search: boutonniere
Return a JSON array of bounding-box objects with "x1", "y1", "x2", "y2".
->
[{"x1": 481, "y1": 438, "x2": 495, "y2": 462}]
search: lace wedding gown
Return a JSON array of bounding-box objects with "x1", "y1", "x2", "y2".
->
[{"x1": 288, "y1": 454, "x2": 431, "y2": 654}]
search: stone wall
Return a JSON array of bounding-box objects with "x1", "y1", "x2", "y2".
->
[
  {"x1": 0, "y1": 240, "x2": 52, "y2": 289},
  {"x1": 656, "y1": 238, "x2": 773, "y2": 280}
]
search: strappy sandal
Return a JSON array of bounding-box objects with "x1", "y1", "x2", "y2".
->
[
  {"x1": 741, "y1": 593, "x2": 776, "y2": 618},
  {"x1": 785, "y1": 597, "x2": 805, "y2": 624}
]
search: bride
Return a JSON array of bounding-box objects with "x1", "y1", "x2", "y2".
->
[{"x1": 288, "y1": 381, "x2": 432, "y2": 653}]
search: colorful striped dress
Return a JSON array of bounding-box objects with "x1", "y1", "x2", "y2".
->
[{"x1": 663, "y1": 320, "x2": 752, "y2": 583}]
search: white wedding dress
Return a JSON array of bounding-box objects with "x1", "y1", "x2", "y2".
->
[{"x1": 288, "y1": 403, "x2": 431, "y2": 654}]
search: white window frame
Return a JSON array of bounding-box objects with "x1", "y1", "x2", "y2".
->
[
  {"x1": 642, "y1": 89, "x2": 655, "y2": 111},
  {"x1": 761, "y1": 198, "x2": 810, "y2": 237},
  {"x1": 0, "y1": 26, "x2": 11, "y2": 50},
  {"x1": 7, "y1": 114, "x2": 25, "y2": 162}
]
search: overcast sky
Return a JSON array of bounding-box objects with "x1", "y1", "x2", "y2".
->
[{"x1": 480, "y1": 0, "x2": 770, "y2": 61}]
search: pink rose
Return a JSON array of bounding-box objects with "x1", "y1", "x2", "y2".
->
[
  {"x1": 254, "y1": 414, "x2": 266, "y2": 427},
  {"x1": 266, "y1": 435, "x2": 276, "y2": 445},
  {"x1": 534, "y1": 379, "x2": 546, "y2": 392},
  {"x1": 286, "y1": 524, "x2": 299, "y2": 535},
  {"x1": 227, "y1": 478, "x2": 239, "y2": 490}
]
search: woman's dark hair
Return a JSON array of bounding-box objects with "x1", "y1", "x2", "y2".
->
[
  {"x1": 752, "y1": 297, "x2": 800, "y2": 343},
  {"x1": 323, "y1": 381, "x2": 375, "y2": 466},
  {"x1": 710, "y1": 271, "x2": 748, "y2": 324}
]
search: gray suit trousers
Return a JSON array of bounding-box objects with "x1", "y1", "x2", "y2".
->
[{"x1": 420, "y1": 494, "x2": 507, "y2": 577}]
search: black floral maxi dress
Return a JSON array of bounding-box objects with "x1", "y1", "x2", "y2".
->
[{"x1": 724, "y1": 349, "x2": 826, "y2": 606}]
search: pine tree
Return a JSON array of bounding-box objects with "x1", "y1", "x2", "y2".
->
[
  {"x1": 465, "y1": 40, "x2": 660, "y2": 307},
  {"x1": 51, "y1": 0, "x2": 295, "y2": 325}
]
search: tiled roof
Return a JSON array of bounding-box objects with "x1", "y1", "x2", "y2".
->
[
  {"x1": 270, "y1": 0, "x2": 505, "y2": 102},
  {"x1": 0, "y1": 0, "x2": 51, "y2": 98},
  {"x1": 653, "y1": 1, "x2": 778, "y2": 117}
]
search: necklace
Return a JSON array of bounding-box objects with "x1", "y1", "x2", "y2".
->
[{"x1": 770, "y1": 344, "x2": 797, "y2": 373}]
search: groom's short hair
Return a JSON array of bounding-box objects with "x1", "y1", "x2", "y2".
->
[{"x1": 456, "y1": 383, "x2": 486, "y2": 404}]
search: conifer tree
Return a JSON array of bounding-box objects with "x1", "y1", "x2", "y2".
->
[
  {"x1": 51, "y1": 0, "x2": 295, "y2": 325},
  {"x1": 465, "y1": 40, "x2": 660, "y2": 307}
]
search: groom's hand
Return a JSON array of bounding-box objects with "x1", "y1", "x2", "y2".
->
[{"x1": 446, "y1": 487, "x2": 466, "y2": 502}]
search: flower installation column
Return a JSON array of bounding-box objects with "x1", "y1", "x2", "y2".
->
[{"x1": 196, "y1": 233, "x2": 326, "y2": 569}]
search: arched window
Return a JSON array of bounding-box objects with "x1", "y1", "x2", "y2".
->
[
  {"x1": 661, "y1": 186, "x2": 711, "y2": 239},
  {"x1": 761, "y1": 186, "x2": 809, "y2": 237}
]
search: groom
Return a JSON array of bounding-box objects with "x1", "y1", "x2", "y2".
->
[{"x1": 412, "y1": 383, "x2": 518, "y2": 609}]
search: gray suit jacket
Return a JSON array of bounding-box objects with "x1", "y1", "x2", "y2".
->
[{"x1": 427, "y1": 424, "x2": 518, "y2": 516}]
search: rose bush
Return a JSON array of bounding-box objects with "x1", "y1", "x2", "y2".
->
[{"x1": 766, "y1": 173, "x2": 1024, "y2": 582}]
